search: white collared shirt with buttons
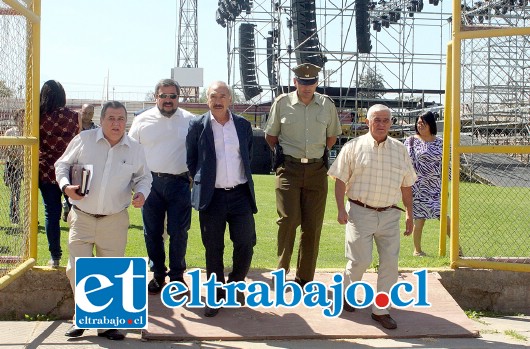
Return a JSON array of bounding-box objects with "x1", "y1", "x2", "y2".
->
[
  {"x1": 210, "y1": 111, "x2": 247, "y2": 188},
  {"x1": 128, "y1": 106, "x2": 195, "y2": 174},
  {"x1": 55, "y1": 128, "x2": 152, "y2": 216}
]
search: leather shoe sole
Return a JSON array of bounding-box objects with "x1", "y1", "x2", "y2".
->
[
  {"x1": 97, "y1": 329, "x2": 125, "y2": 340},
  {"x1": 204, "y1": 306, "x2": 220, "y2": 317},
  {"x1": 65, "y1": 326, "x2": 85, "y2": 337},
  {"x1": 371, "y1": 313, "x2": 397, "y2": 329}
]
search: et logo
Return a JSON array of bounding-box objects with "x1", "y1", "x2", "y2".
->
[{"x1": 75, "y1": 257, "x2": 148, "y2": 329}]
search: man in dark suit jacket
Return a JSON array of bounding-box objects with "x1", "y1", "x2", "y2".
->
[{"x1": 186, "y1": 81, "x2": 257, "y2": 318}]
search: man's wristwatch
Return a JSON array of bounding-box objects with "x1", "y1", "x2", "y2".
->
[{"x1": 61, "y1": 184, "x2": 69, "y2": 194}]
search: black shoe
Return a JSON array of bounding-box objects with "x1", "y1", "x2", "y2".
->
[
  {"x1": 371, "y1": 313, "x2": 397, "y2": 329},
  {"x1": 65, "y1": 325, "x2": 85, "y2": 337},
  {"x1": 204, "y1": 287, "x2": 225, "y2": 317},
  {"x1": 294, "y1": 277, "x2": 309, "y2": 294},
  {"x1": 169, "y1": 276, "x2": 189, "y2": 299},
  {"x1": 204, "y1": 305, "x2": 220, "y2": 317},
  {"x1": 236, "y1": 290, "x2": 245, "y2": 306},
  {"x1": 343, "y1": 298, "x2": 356, "y2": 312},
  {"x1": 97, "y1": 329, "x2": 125, "y2": 340},
  {"x1": 148, "y1": 277, "x2": 166, "y2": 295},
  {"x1": 294, "y1": 277, "x2": 309, "y2": 288},
  {"x1": 169, "y1": 276, "x2": 187, "y2": 287}
]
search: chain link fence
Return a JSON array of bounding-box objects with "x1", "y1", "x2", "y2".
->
[
  {"x1": 0, "y1": 1, "x2": 35, "y2": 278},
  {"x1": 456, "y1": 2, "x2": 530, "y2": 268}
]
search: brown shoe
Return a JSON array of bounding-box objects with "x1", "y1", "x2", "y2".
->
[
  {"x1": 343, "y1": 298, "x2": 355, "y2": 312},
  {"x1": 371, "y1": 313, "x2": 397, "y2": 329}
]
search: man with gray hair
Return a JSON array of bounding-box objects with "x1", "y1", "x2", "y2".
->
[
  {"x1": 187, "y1": 81, "x2": 257, "y2": 317},
  {"x1": 129, "y1": 79, "x2": 195, "y2": 295},
  {"x1": 327, "y1": 104, "x2": 417, "y2": 330},
  {"x1": 56, "y1": 100, "x2": 152, "y2": 340}
]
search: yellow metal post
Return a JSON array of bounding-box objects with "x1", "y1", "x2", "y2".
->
[
  {"x1": 439, "y1": 41, "x2": 452, "y2": 257},
  {"x1": 28, "y1": 0, "x2": 41, "y2": 260},
  {"x1": 450, "y1": 0, "x2": 462, "y2": 267}
]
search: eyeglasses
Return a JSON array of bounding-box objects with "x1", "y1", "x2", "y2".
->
[{"x1": 158, "y1": 94, "x2": 178, "y2": 99}]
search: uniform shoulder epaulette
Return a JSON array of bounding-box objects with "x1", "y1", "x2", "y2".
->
[
  {"x1": 274, "y1": 93, "x2": 289, "y2": 102},
  {"x1": 320, "y1": 94, "x2": 335, "y2": 103}
]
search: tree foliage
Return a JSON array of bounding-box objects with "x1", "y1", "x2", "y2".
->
[
  {"x1": 357, "y1": 70, "x2": 385, "y2": 99},
  {"x1": 144, "y1": 90, "x2": 155, "y2": 102},
  {"x1": 199, "y1": 87, "x2": 244, "y2": 104},
  {"x1": 0, "y1": 80, "x2": 14, "y2": 98}
]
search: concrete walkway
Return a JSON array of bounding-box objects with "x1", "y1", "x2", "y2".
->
[{"x1": 1, "y1": 315, "x2": 528, "y2": 348}]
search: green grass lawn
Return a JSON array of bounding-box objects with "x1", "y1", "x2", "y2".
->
[{"x1": 35, "y1": 174, "x2": 455, "y2": 270}]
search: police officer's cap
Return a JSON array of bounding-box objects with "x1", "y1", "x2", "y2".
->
[{"x1": 292, "y1": 63, "x2": 321, "y2": 85}]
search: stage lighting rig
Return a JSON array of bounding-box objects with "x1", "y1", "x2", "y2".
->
[{"x1": 215, "y1": 0, "x2": 253, "y2": 27}]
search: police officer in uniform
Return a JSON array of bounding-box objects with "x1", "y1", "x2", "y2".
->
[{"x1": 265, "y1": 63, "x2": 342, "y2": 287}]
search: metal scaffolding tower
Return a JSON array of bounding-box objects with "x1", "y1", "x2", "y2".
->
[
  {"x1": 175, "y1": 0, "x2": 199, "y2": 102},
  {"x1": 216, "y1": 0, "x2": 451, "y2": 125}
]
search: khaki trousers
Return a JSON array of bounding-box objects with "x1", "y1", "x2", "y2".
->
[
  {"x1": 65, "y1": 208, "x2": 129, "y2": 292},
  {"x1": 343, "y1": 200, "x2": 401, "y2": 315},
  {"x1": 275, "y1": 160, "x2": 328, "y2": 282}
]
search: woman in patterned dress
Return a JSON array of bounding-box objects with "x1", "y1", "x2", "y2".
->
[
  {"x1": 39, "y1": 80, "x2": 80, "y2": 267},
  {"x1": 404, "y1": 111, "x2": 449, "y2": 256}
]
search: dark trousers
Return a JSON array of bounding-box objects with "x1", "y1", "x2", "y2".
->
[
  {"x1": 142, "y1": 175, "x2": 191, "y2": 280},
  {"x1": 275, "y1": 160, "x2": 328, "y2": 282},
  {"x1": 39, "y1": 182, "x2": 63, "y2": 260},
  {"x1": 5, "y1": 162, "x2": 21, "y2": 224},
  {"x1": 199, "y1": 184, "x2": 256, "y2": 284}
]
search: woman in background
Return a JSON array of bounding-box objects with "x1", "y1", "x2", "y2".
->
[
  {"x1": 404, "y1": 111, "x2": 449, "y2": 256},
  {"x1": 39, "y1": 80, "x2": 79, "y2": 267}
]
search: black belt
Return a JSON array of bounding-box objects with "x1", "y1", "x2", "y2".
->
[
  {"x1": 151, "y1": 171, "x2": 189, "y2": 179},
  {"x1": 284, "y1": 155, "x2": 321, "y2": 164},
  {"x1": 73, "y1": 205, "x2": 107, "y2": 218},
  {"x1": 348, "y1": 199, "x2": 405, "y2": 212},
  {"x1": 215, "y1": 183, "x2": 246, "y2": 191}
]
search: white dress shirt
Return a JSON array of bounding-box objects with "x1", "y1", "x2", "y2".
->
[
  {"x1": 210, "y1": 111, "x2": 247, "y2": 188},
  {"x1": 55, "y1": 128, "x2": 152, "y2": 215},
  {"x1": 128, "y1": 106, "x2": 195, "y2": 174}
]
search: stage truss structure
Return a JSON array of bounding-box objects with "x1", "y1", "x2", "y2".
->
[{"x1": 218, "y1": 0, "x2": 452, "y2": 125}]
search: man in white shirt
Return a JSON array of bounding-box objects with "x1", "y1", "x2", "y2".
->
[
  {"x1": 186, "y1": 81, "x2": 257, "y2": 318},
  {"x1": 55, "y1": 101, "x2": 152, "y2": 340},
  {"x1": 328, "y1": 104, "x2": 417, "y2": 330},
  {"x1": 128, "y1": 79, "x2": 195, "y2": 294}
]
